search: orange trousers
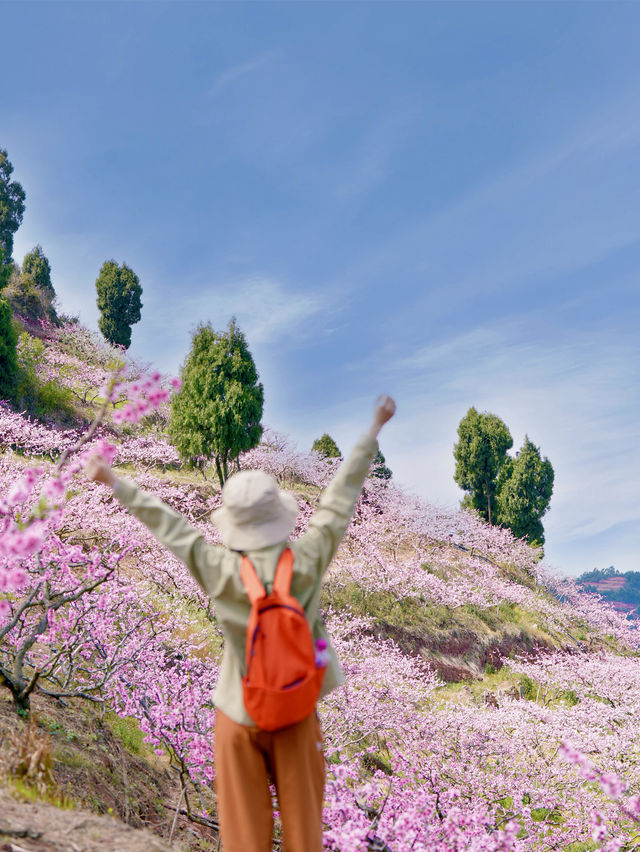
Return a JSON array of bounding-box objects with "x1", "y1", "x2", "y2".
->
[{"x1": 214, "y1": 709, "x2": 325, "y2": 852}]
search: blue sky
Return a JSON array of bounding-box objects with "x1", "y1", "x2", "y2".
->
[{"x1": 2, "y1": 1, "x2": 639, "y2": 575}]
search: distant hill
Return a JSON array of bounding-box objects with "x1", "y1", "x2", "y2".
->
[{"x1": 577, "y1": 566, "x2": 640, "y2": 618}]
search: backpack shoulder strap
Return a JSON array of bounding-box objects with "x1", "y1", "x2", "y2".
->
[
  {"x1": 273, "y1": 547, "x2": 294, "y2": 597},
  {"x1": 240, "y1": 556, "x2": 267, "y2": 604}
]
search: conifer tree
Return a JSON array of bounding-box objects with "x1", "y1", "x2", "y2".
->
[
  {"x1": 0, "y1": 149, "x2": 26, "y2": 290},
  {"x1": 496, "y1": 436, "x2": 554, "y2": 546},
  {"x1": 168, "y1": 318, "x2": 264, "y2": 485},
  {"x1": 454, "y1": 408, "x2": 554, "y2": 547},
  {"x1": 454, "y1": 407, "x2": 513, "y2": 524},
  {"x1": 95, "y1": 260, "x2": 142, "y2": 349},
  {"x1": 22, "y1": 245, "x2": 55, "y2": 302},
  {"x1": 312, "y1": 433, "x2": 341, "y2": 458},
  {"x1": 371, "y1": 448, "x2": 392, "y2": 480},
  {"x1": 0, "y1": 296, "x2": 18, "y2": 399}
]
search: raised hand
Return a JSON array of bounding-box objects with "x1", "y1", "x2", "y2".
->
[
  {"x1": 369, "y1": 394, "x2": 396, "y2": 439},
  {"x1": 84, "y1": 453, "x2": 118, "y2": 489}
]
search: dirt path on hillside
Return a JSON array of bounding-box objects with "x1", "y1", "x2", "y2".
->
[
  {"x1": 0, "y1": 788, "x2": 182, "y2": 852},
  {"x1": 0, "y1": 694, "x2": 220, "y2": 852}
]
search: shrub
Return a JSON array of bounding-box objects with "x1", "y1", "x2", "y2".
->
[
  {"x1": 4, "y1": 271, "x2": 56, "y2": 323},
  {"x1": 312, "y1": 433, "x2": 341, "y2": 458},
  {"x1": 15, "y1": 331, "x2": 76, "y2": 422},
  {"x1": 54, "y1": 322, "x2": 124, "y2": 370}
]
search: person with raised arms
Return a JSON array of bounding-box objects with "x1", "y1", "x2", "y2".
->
[{"x1": 84, "y1": 394, "x2": 396, "y2": 852}]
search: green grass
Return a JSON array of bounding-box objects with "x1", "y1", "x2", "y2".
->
[
  {"x1": 144, "y1": 587, "x2": 224, "y2": 661},
  {"x1": 103, "y1": 713, "x2": 153, "y2": 758},
  {"x1": 321, "y1": 582, "x2": 441, "y2": 630},
  {"x1": 436, "y1": 667, "x2": 521, "y2": 702},
  {"x1": 433, "y1": 663, "x2": 585, "y2": 712},
  {"x1": 14, "y1": 345, "x2": 81, "y2": 425},
  {"x1": 322, "y1": 581, "x2": 561, "y2": 652},
  {"x1": 52, "y1": 744, "x2": 92, "y2": 769},
  {"x1": 39, "y1": 715, "x2": 79, "y2": 742},
  {"x1": 113, "y1": 460, "x2": 220, "y2": 490},
  {"x1": 360, "y1": 749, "x2": 393, "y2": 776},
  {"x1": 8, "y1": 776, "x2": 75, "y2": 809}
]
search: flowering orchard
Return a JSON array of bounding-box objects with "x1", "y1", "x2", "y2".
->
[{"x1": 1, "y1": 333, "x2": 640, "y2": 849}]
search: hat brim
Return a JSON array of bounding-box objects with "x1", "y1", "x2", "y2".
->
[{"x1": 210, "y1": 491, "x2": 299, "y2": 550}]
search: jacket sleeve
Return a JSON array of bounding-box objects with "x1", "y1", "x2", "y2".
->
[
  {"x1": 296, "y1": 434, "x2": 378, "y2": 575},
  {"x1": 113, "y1": 478, "x2": 223, "y2": 593}
]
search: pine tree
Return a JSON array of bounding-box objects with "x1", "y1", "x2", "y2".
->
[
  {"x1": 168, "y1": 318, "x2": 264, "y2": 485},
  {"x1": 22, "y1": 245, "x2": 55, "y2": 300}
]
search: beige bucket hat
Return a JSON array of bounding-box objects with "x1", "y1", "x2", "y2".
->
[{"x1": 210, "y1": 469, "x2": 299, "y2": 551}]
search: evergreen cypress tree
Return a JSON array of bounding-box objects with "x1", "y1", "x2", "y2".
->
[
  {"x1": 496, "y1": 436, "x2": 554, "y2": 546},
  {"x1": 0, "y1": 149, "x2": 26, "y2": 290},
  {"x1": 22, "y1": 245, "x2": 55, "y2": 301},
  {"x1": 0, "y1": 296, "x2": 18, "y2": 399},
  {"x1": 453, "y1": 408, "x2": 554, "y2": 547},
  {"x1": 95, "y1": 260, "x2": 142, "y2": 349},
  {"x1": 168, "y1": 318, "x2": 264, "y2": 485},
  {"x1": 453, "y1": 407, "x2": 513, "y2": 524}
]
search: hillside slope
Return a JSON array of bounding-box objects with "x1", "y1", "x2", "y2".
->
[{"x1": 1, "y1": 322, "x2": 640, "y2": 851}]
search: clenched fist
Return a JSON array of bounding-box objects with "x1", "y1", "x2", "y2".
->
[
  {"x1": 368, "y1": 395, "x2": 396, "y2": 440},
  {"x1": 84, "y1": 454, "x2": 118, "y2": 489}
]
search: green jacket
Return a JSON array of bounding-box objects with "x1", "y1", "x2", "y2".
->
[{"x1": 114, "y1": 434, "x2": 378, "y2": 725}]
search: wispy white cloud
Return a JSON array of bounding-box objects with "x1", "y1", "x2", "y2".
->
[
  {"x1": 335, "y1": 106, "x2": 415, "y2": 199},
  {"x1": 304, "y1": 92, "x2": 640, "y2": 576},
  {"x1": 188, "y1": 274, "x2": 326, "y2": 345},
  {"x1": 130, "y1": 272, "x2": 327, "y2": 363},
  {"x1": 338, "y1": 90, "x2": 640, "y2": 304},
  {"x1": 209, "y1": 51, "x2": 279, "y2": 95},
  {"x1": 378, "y1": 320, "x2": 640, "y2": 574}
]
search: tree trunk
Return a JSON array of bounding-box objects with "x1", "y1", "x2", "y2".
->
[
  {"x1": 0, "y1": 669, "x2": 34, "y2": 717},
  {"x1": 15, "y1": 683, "x2": 33, "y2": 716},
  {"x1": 485, "y1": 476, "x2": 492, "y2": 525},
  {"x1": 215, "y1": 455, "x2": 225, "y2": 487}
]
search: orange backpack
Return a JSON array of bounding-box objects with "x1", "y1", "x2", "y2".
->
[{"x1": 240, "y1": 547, "x2": 326, "y2": 731}]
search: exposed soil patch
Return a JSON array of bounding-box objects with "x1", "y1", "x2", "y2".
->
[
  {"x1": 0, "y1": 693, "x2": 218, "y2": 852},
  {"x1": 370, "y1": 621, "x2": 556, "y2": 682},
  {"x1": 0, "y1": 786, "x2": 178, "y2": 852}
]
